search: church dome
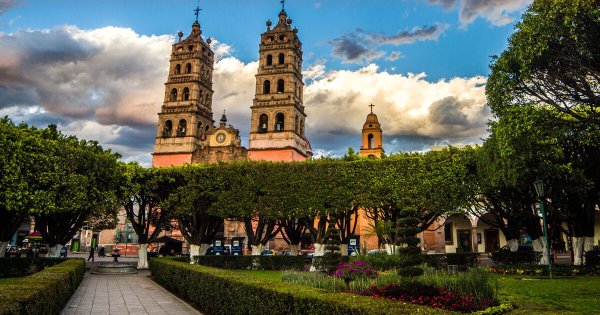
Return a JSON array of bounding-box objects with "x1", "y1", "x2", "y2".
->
[{"x1": 364, "y1": 113, "x2": 380, "y2": 125}]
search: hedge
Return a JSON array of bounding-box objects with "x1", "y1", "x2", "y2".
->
[
  {"x1": 0, "y1": 259, "x2": 85, "y2": 315},
  {"x1": 192, "y1": 255, "x2": 312, "y2": 270},
  {"x1": 150, "y1": 257, "x2": 451, "y2": 315},
  {"x1": 490, "y1": 249, "x2": 540, "y2": 265},
  {"x1": 0, "y1": 258, "x2": 68, "y2": 278}
]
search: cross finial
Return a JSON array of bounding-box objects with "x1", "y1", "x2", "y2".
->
[
  {"x1": 194, "y1": 1, "x2": 202, "y2": 22},
  {"x1": 281, "y1": 0, "x2": 285, "y2": 11},
  {"x1": 369, "y1": 103, "x2": 375, "y2": 114}
]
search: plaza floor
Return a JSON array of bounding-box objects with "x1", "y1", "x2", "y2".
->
[{"x1": 61, "y1": 256, "x2": 201, "y2": 315}]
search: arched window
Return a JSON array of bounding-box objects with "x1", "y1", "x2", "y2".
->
[
  {"x1": 185, "y1": 63, "x2": 192, "y2": 74},
  {"x1": 277, "y1": 79, "x2": 284, "y2": 93},
  {"x1": 175, "y1": 64, "x2": 181, "y2": 75},
  {"x1": 263, "y1": 80, "x2": 271, "y2": 94},
  {"x1": 258, "y1": 114, "x2": 268, "y2": 133},
  {"x1": 278, "y1": 53, "x2": 285, "y2": 64},
  {"x1": 368, "y1": 134, "x2": 374, "y2": 149},
  {"x1": 275, "y1": 113, "x2": 284, "y2": 132},
  {"x1": 183, "y1": 87, "x2": 190, "y2": 101},
  {"x1": 177, "y1": 120, "x2": 187, "y2": 137},
  {"x1": 266, "y1": 54, "x2": 273, "y2": 66},
  {"x1": 197, "y1": 122, "x2": 203, "y2": 138},
  {"x1": 163, "y1": 120, "x2": 173, "y2": 137},
  {"x1": 188, "y1": 45, "x2": 194, "y2": 51},
  {"x1": 295, "y1": 116, "x2": 299, "y2": 133},
  {"x1": 300, "y1": 120, "x2": 304, "y2": 136},
  {"x1": 170, "y1": 88, "x2": 178, "y2": 101}
]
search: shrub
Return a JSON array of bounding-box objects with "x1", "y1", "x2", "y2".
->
[
  {"x1": 353, "y1": 252, "x2": 402, "y2": 271},
  {"x1": 585, "y1": 250, "x2": 600, "y2": 266},
  {"x1": 488, "y1": 264, "x2": 600, "y2": 276},
  {"x1": 150, "y1": 257, "x2": 449, "y2": 315},
  {"x1": 491, "y1": 249, "x2": 540, "y2": 265},
  {"x1": 423, "y1": 253, "x2": 480, "y2": 270},
  {"x1": 0, "y1": 257, "x2": 67, "y2": 278},
  {"x1": 420, "y1": 267, "x2": 497, "y2": 301},
  {"x1": 0, "y1": 259, "x2": 85, "y2": 315},
  {"x1": 192, "y1": 255, "x2": 310, "y2": 270},
  {"x1": 333, "y1": 261, "x2": 378, "y2": 287},
  {"x1": 312, "y1": 253, "x2": 347, "y2": 274}
]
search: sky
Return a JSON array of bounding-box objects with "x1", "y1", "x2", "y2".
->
[{"x1": 0, "y1": 0, "x2": 533, "y2": 165}]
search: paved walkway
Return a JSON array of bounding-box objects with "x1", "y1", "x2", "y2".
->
[{"x1": 61, "y1": 270, "x2": 201, "y2": 315}]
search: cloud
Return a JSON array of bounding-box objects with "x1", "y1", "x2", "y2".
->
[
  {"x1": 0, "y1": 0, "x2": 16, "y2": 16},
  {"x1": 427, "y1": 0, "x2": 533, "y2": 26},
  {"x1": 329, "y1": 24, "x2": 448, "y2": 63},
  {"x1": 0, "y1": 25, "x2": 490, "y2": 165},
  {"x1": 386, "y1": 52, "x2": 402, "y2": 61}
]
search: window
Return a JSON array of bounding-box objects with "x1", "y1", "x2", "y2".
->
[
  {"x1": 263, "y1": 80, "x2": 271, "y2": 94},
  {"x1": 266, "y1": 54, "x2": 273, "y2": 66},
  {"x1": 279, "y1": 35, "x2": 287, "y2": 41},
  {"x1": 188, "y1": 45, "x2": 194, "y2": 51},
  {"x1": 170, "y1": 88, "x2": 178, "y2": 101},
  {"x1": 278, "y1": 53, "x2": 285, "y2": 64},
  {"x1": 174, "y1": 64, "x2": 181, "y2": 75},
  {"x1": 163, "y1": 120, "x2": 173, "y2": 137},
  {"x1": 368, "y1": 134, "x2": 374, "y2": 149},
  {"x1": 177, "y1": 120, "x2": 187, "y2": 137},
  {"x1": 277, "y1": 79, "x2": 284, "y2": 93},
  {"x1": 275, "y1": 113, "x2": 284, "y2": 132},
  {"x1": 295, "y1": 116, "x2": 299, "y2": 133},
  {"x1": 183, "y1": 87, "x2": 190, "y2": 101},
  {"x1": 258, "y1": 114, "x2": 268, "y2": 133},
  {"x1": 197, "y1": 122, "x2": 203, "y2": 138},
  {"x1": 185, "y1": 63, "x2": 192, "y2": 74},
  {"x1": 444, "y1": 223, "x2": 453, "y2": 245}
]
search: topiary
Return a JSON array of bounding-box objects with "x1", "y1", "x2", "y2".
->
[{"x1": 395, "y1": 212, "x2": 423, "y2": 277}]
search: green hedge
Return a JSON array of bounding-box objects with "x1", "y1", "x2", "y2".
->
[
  {"x1": 0, "y1": 259, "x2": 85, "y2": 315},
  {"x1": 192, "y1": 255, "x2": 312, "y2": 270},
  {"x1": 150, "y1": 258, "x2": 451, "y2": 315},
  {"x1": 490, "y1": 250, "x2": 539, "y2": 265},
  {"x1": 0, "y1": 258, "x2": 68, "y2": 278}
]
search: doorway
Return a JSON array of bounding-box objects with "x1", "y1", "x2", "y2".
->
[
  {"x1": 457, "y1": 230, "x2": 472, "y2": 252},
  {"x1": 484, "y1": 229, "x2": 500, "y2": 253}
]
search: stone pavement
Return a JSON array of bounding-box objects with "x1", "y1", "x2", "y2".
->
[{"x1": 61, "y1": 270, "x2": 201, "y2": 315}]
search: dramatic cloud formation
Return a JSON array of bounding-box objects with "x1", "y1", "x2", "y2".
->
[
  {"x1": 427, "y1": 0, "x2": 533, "y2": 26},
  {"x1": 0, "y1": 25, "x2": 490, "y2": 165},
  {"x1": 0, "y1": 0, "x2": 16, "y2": 16},
  {"x1": 329, "y1": 24, "x2": 448, "y2": 63}
]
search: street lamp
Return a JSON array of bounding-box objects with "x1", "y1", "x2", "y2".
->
[{"x1": 533, "y1": 179, "x2": 552, "y2": 278}]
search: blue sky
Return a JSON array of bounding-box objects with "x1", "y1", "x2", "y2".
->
[{"x1": 0, "y1": 0, "x2": 532, "y2": 165}]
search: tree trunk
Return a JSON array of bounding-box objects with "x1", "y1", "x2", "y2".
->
[
  {"x1": 340, "y1": 244, "x2": 349, "y2": 256},
  {"x1": 137, "y1": 244, "x2": 149, "y2": 269},
  {"x1": 189, "y1": 244, "x2": 200, "y2": 264},
  {"x1": 385, "y1": 244, "x2": 401, "y2": 255},
  {"x1": 531, "y1": 238, "x2": 549, "y2": 265},
  {"x1": 573, "y1": 236, "x2": 595, "y2": 265},
  {"x1": 48, "y1": 244, "x2": 63, "y2": 258},
  {"x1": 0, "y1": 242, "x2": 8, "y2": 258},
  {"x1": 506, "y1": 239, "x2": 519, "y2": 252},
  {"x1": 313, "y1": 243, "x2": 325, "y2": 257},
  {"x1": 251, "y1": 244, "x2": 265, "y2": 256},
  {"x1": 289, "y1": 244, "x2": 299, "y2": 256}
]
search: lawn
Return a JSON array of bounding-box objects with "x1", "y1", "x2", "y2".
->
[
  {"x1": 497, "y1": 275, "x2": 600, "y2": 314},
  {"x1": 227, "y1": 270, "x2": 600, "y2": 314},
  {"x1": 0, "y1": 277, "x2": 22, "y2": 285}
]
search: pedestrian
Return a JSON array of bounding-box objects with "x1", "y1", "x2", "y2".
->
[
  {"x1": 60, "y1": 245, "x2": 68, "y2": 258},
  {"x1": 98, "y1": 246, "x2": 106, "y2": 257},
  {"x1": 87, "y1": 246, "x2": 95, "y2": 262}
]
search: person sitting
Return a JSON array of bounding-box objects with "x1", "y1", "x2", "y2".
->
[{"x1": 60, "y1": 246, "x2": 68, "y2": 258}]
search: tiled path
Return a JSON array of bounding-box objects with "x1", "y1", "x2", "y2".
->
[{"x1": 61, "y1": 270, "x2": 201, "y2": 315}]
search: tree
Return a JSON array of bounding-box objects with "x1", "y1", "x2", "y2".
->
[
  {"x1": 487, "y1": 0, "x2": 600, "y2": 128},
  {"x1": 120, "y1": 164, "x2": 175, "y2": 269},
  {"x1": 165, "y1": 165, "x2": 225, "y2": 261},
  {"x1": 33, "y1": 126, "x2": 122, "y2": 257}
]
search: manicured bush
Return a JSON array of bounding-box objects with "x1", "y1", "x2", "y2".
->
[
  {"x1": 491, "y1": 249, "x2": 539, "y2": 265},
  {"x1": 150, "y1": 257, "x2": 450, "y2": 314},
  {"x1": 352, "y1": 252, "x2": 401, "y2": 271},
  {"x1": 423, "y1": 253, "x2": 480, "y2": 270},
  {"x1": 0, "y1": 257, "x2": 68, "y2": 278},
  {"x1": 312, "y1": 254, "x2": 347, "y2": 274},
  {"x1": 0, "y1": 258, "x2": 85, "y2": 315},
  {"x1": 192, "y1": 255, "x2": 311, "y2": 270}
]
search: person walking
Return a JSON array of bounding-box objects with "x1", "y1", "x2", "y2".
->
[{"x1": 87, "y1": 246, "x2": 95, "y2": 262}]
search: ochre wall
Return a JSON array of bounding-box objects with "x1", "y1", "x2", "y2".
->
[{"x1": 152, "y1": 153, "x2": 193, "y2": 167}]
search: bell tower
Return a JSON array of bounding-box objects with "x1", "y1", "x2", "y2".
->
[
  {"x1": 248, "y1": 6, "x2": 312, "y2": 161},
  {"x1": 360, "y1": 104, "x2": 384, "y2": 158},
  {"x1": 152, "y1": 9, "x2": 216, "y2": 167}
]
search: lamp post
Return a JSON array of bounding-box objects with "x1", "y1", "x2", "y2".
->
[{"x1": 533, "y1": 179, "x2": 552, "y2": 278}]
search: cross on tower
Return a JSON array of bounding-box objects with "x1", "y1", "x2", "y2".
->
[
  {"x1": 281, "y1": 0, "x2": 285, "y2": 11},
  {"x1": 194, "y1": 1, "x2": 202, "y2": 22},
  {"x1": 369, "y1": 103, "x2": 375, "y2": 114}
]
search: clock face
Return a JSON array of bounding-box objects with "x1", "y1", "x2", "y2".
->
[{"x1": 216, "y1": 133, "x2": 226, "y2": 144}]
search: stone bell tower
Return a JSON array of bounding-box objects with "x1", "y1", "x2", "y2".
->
[
  {"x1": 248, "y1": 6, "x2": 312, "y2": 162},
  {"x1": 152, "y1": 12, "x2": 216, "y2": 167},
  {"x1": 359, "y1": 104, "x2": 384, "y2": 158}
]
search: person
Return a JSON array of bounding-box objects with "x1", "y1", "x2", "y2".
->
[
  {"x1": 87, "y1": 246, "x2": 95, "y2": 262},
  {"x1": 60, "y1": 245, "x2": 68, "y2": 258},
  {"x1": 98, "y1": 246, "x2": 106, "y2": 257}
]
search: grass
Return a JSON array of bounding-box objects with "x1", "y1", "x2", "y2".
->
[
  {"x1": 226, "y1": 269, "x2": 600, "y2": 314},
  {"x1": 0, "y1": 277, "x2": 22, "y2": 285},
  {"x1": 496, "y1": 275, "x2": 600, "y2": 314}
]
